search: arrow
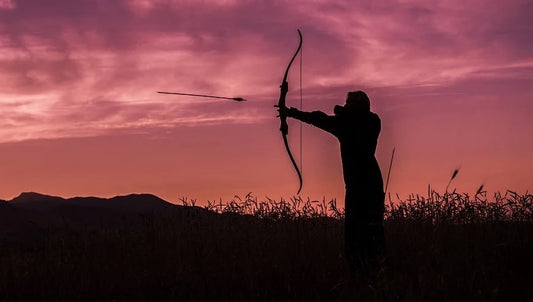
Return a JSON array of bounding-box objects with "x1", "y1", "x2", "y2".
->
[{"x1": 157, "y1": 91, "x2": 246, "y2": 102}]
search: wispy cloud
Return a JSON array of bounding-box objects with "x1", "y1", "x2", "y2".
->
[{"x1": 0, "y1": 0, "x2": 532, "y2": 142}]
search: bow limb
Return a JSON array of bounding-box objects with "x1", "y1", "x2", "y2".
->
[{"x1": 278, "y1": 29, "x2": 303, "y2": 194}]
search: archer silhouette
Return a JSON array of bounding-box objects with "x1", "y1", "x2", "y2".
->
[{"x1": 279, "y1": 90, "x2": 386, "y2": 274}]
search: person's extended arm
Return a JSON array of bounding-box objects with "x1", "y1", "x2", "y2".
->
[{"x1": 285, "y1": 107, "x2": 337, "y2": 134}]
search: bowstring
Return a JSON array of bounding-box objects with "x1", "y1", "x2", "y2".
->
[{"x1": 299, "y1": 43, "x2": 303, "y2": 175}]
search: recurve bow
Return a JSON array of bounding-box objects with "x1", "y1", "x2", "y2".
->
[{"x1": 278, "y1": 29, "x2": 303, "y2": 194}]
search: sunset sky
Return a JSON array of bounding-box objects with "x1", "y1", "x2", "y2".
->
[{"x1": 1, "y1": 0, "x2": 532, "y2": 205}]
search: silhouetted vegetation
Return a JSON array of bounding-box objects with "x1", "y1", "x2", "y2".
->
[{"x1": 1, "y1": 189, "x2": 532, "y2": 301}]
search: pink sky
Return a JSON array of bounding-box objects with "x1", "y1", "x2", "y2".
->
[{"x1": 0, "y1": 0, "x2": 532, "y2": 204}]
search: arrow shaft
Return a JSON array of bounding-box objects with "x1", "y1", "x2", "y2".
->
[{"x1": 157, "y1": 91, "x2": 236, "y2": 101}]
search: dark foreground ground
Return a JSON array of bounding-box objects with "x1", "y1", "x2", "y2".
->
[{"x1": 0, "y1": 191, "x2": 532, "y2": 301}]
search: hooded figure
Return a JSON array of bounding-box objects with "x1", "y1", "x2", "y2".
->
[{"x1": 280, "y1": 90, "x2": 386, "y2": 273}]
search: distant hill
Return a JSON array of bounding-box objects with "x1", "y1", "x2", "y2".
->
[
  {"x1": 0, "y1": 197, "x2": 59, "y2": 245},
  {"x1": 9, "y1": 192, "x2": 66, "y2": 211},
  {"x1": 0, "y1": 198, "x2": 56, "y2": 226},
  {"x1": 1, "y1": 192, "x2": 198, "y2": 245},
  {"x1": 9, "y1": 192, "x2": 176, "y2": 213}
]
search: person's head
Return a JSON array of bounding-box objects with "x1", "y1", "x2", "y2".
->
[
  {"x1": 334, "y1": 90, "x2": 370, "y2": 116},
  {"x1": 345, "y1": 91, "x2": 370, "y2": 112}
]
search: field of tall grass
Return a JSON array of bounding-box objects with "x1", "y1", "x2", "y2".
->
[{"x1": 1, "y1": 188, "x2": 532, "y2": 301}]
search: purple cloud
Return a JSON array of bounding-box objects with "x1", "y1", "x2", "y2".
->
[{"x1": 0, "y1": 0, "x2": 531, "y2": 143}]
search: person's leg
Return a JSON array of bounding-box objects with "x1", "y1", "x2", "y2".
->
[
  {"x1": 365, "y1": 193, "x2": 386, "y2": 269},
  {"x1": 344, "y1": 189, "x2": 356, "y2": 272}
]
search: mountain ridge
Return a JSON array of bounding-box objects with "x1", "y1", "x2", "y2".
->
[
  {"x1": 1, "y1": 192, "x2": 192, "y2": 244},
  {"x1": 8, "y1": 191, "x2": 176, "y2": 212}
]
